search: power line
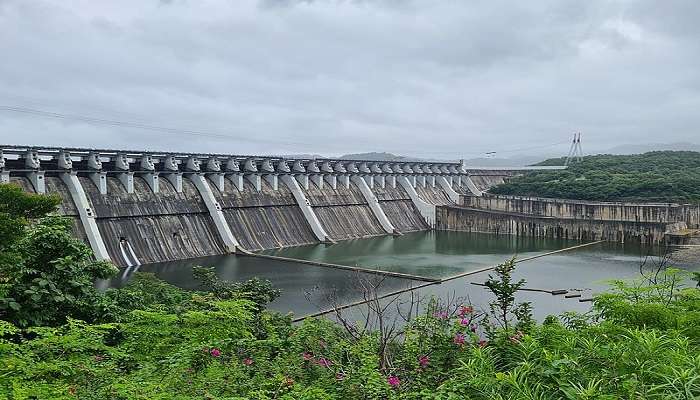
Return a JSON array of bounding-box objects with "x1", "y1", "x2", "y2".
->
[
  {"x1": 0, "y1": 105, "x2": 311, "y2": 148},
  {"x1": 0, "y1": 104, "x2": 571, "y2": 157}
]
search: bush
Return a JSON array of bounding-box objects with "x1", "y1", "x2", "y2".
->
[
  {"x1": 0, "y1": 184, "x2": 118, "y2": 327},
  {"x1": 2, "y1": 183, "x2": 700, "y2": 398},
  {"x1": 2, "y1": 272, "x2": 700, "y2": 398}
]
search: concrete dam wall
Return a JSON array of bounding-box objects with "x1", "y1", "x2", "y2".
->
[
  {"x1": 462, "y1": 169, "x2": 522, "y2": 193},
  {"x1": 303, "y1": 180, "x2": 385, "y2": 241},
  {"x1": 83, "y1": 176, "x2": 227, "y2": 265},
  {"x1": 373, "y1": 184, "x2": 428, "y2": 232},
  {"x1": 212, "y1": 179, "x2": 317, "y2": 251},
  {"x1": 435, "y1": 205, "x2": 678, "y2": 244},
  {"x1": 11, "y1": 176, "x2": 88, "y2": 243},
  {"x1": 462, "y1": 195, "x2": 700, "y2": 228},
  {"x1": 2, "y1": 145, "x2": 550, "y2": 267},
  {"x1": 437, "y1": 194, "x2": 700, "y2": 244}
]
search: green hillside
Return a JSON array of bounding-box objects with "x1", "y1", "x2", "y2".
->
[{"x1": 489, "y1": 151, "x2": 700, "y2": 203}]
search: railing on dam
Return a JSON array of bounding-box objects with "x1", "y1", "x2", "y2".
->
[{"x1": 1, "y1": 144, "x2": 549, "y2": 266}]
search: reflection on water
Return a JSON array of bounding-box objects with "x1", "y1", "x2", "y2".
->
[
  {"x1": 110, "y1": 254, "x2": 417, "y2": 316},
  {"x1": 263, "y1": 231, "x2": 580, "y2": 278},
  {"x1": 110, "y1": 232, "x2": 699, "y2": 318}
]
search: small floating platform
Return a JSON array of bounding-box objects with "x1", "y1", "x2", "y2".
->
[
  {"x1": 565, "y1": 293, "x2": 582, "y2": 298},
  {"x1": 579, "y1": 298, "x2": 594, "y2": 303},
  {"x1": 470, "y1": 282, "x2": 567, "y2": 295}
]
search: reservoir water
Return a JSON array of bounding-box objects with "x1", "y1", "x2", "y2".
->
[{"x1": 113, "y1": 231, "x2": 698, "y2": 319}]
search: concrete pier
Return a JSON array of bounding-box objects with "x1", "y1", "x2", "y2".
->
[
  {"x1": 188, "y1": 174, "x2": 240, "y2": 253},
  {"x1": 398, "y1": 176, "x2": 436, "y2": 227},
  {"x1": 352, "y1": 175, "x2": 397, "y2": 235},
  {"x1": 60, "y1": 172, "x2": 111, "y2": 260},
  {"x1": 281, "y1": 174, "x2": 332, "y2": 243}
]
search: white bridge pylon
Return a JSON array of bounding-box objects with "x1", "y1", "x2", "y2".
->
[{"x1": 564, "y1": 132, "x2": 583, "y2": 166}]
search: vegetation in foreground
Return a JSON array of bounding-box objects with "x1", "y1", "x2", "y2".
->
[
  {"x1": 2, "y1": 183, "x2": 700, "y2": 399},
  {"x1": 490, "y1": 151, "x2": 700, "y2": 203}
]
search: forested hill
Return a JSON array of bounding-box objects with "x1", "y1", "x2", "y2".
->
[{"x1": 489, "y1": 151, "x2": 700, "y2": 203}]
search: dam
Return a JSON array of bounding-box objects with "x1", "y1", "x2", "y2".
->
[
  {"x1": 2, "y1": 144, "x2": 697, "y2": 269},
  {"x1": 1, "y1": 145, "x2": 542, "y2": 267},
  {"x1": 4, "y1": 144, "x2": 700, "y2": 319}
]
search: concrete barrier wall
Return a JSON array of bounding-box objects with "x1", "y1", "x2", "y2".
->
[
  {"x1": 462, "y1": 194, "x2": 700, "y2": 228},
  {"x1": 436, "y1": 206, "x2": 677, "y2": 244}
]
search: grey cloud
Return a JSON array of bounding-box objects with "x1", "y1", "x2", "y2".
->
[{"x1": 0, "y1": 0, "x2": 699, "y2": 158}]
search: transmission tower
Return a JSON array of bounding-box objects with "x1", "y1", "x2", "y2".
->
[{"x1": 564, "y1": 132, "x2": 583, "y2": 166}]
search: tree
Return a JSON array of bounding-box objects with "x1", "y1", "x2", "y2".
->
[
  {"x1": 483, "y1": 257, "x2": 533, "y2": 334},
  {"x1": 0, "y1": 183, "x2": 59, "y2": 254},
  {"x1": 192, "y1": 266, "x2": 280, "y2": 312},
  {"x1": 0, "y1": 183, "x2": 118, "y2": 327},
  {"x1": 491, "y1": 151, "x2": 700, "y2": 203}
]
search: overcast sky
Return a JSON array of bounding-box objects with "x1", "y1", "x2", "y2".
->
[{"x1": 1, "y1": 0, "x2": 699, "y2": 159}]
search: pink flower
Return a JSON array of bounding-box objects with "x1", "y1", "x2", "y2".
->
[
  {"x1": 470, "y1": 324, "x2": 478, "y2": 333},
  {"x1": 433, "y1": 310, "x2": 449, "y2": 320},
  {"x1": 316, "y1": 357, "x2": 332, "y2": 367},
  {"x1": 210, "y1": 348, "x2": 222, "y2": 358},
  {"x1": 478, "y1": 340, "x2": 488, "y2": 348},
  {"x1": 302, "y1": 352, "x2": 313, "y2": 361},
  {"x1": 418, "y1": 355, "x2": 430, "y2": 368},
  {"x1": 387, "y1": 375, "x2": 400, "y2": 387},
  {"x1": 243, "y1": 358, "x2": 254, "y2": 366},
  {"x1": 453, "y1": 333, "x2": 466, "y2": 346},
  {"x1": 336, "y1": 372, "x2": 345, "y2": 381},
  {"x1": 458, "y1": 305, "x2": 473, "y2": 317},
  {"x1": 460, "y1": 318, "x2": 470, "y2": 326}
]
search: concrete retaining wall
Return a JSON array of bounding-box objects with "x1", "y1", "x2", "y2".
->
[
  {"x1": 462, "y1": 195, "x2": 700, "y2": 228},
  {"x1": 436, "y1": 206, "x2": 678, "y2": 244}
]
